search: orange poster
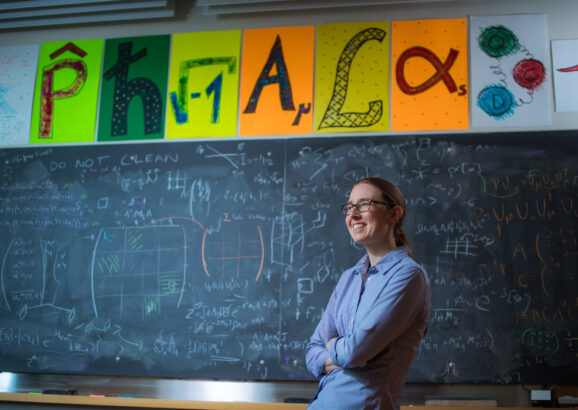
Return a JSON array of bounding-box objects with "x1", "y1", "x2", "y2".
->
[
  {"x1": 239, "y1": 26, "x2": 314, "y2": 137},
  {"x1": 391, "y1": 18, "x2": 469, "y2": 131}
]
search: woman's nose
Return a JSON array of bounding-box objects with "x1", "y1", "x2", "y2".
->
[{"x1": 347, "y1": 208, "x2": 361, "y2": 217}]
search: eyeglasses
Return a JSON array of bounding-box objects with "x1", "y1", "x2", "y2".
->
[{"x1": 341, "y1": 199, "x2": 388, "y2": 215}]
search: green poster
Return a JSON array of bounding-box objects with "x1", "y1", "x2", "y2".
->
[
  {"x1": 30, "y1": 39, "x2": 104, "y2": 144},
  {"x1": 98, "y1": 35, "x2": 170, "y2": 142}
]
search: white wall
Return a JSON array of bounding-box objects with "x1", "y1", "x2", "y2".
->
[{"x1": 1, "y1": 0, "x2": 577, "y2": 134}]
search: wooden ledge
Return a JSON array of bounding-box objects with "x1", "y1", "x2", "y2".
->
[
  {"x1": 0, "y1": 393, "x2": 543, "y2": 410},
  {"x1": 0, "y1": 392, "x2": 308, "y2": 409}
]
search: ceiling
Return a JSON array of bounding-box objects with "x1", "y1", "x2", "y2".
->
[{"x1": 0, "y1": 0, "x2": 466, "y2": 30}]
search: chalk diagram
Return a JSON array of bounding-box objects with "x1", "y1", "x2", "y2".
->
[
  {"x1": 1, "y1": 237, "x2": 75, "y2": 322},
  {"x1": 522, "y1": 327, "x2": 560, "y2": 355},
  {"x1": 91, "y1": 213, "x2": 268, "y2": 320},
  {"x1": 270, "y1": 210, "x2": 329, "y2": 320},
  {"x1": 271, "y1": 212, "x2": 305, "y2": 266},
  {"x1": 271, "y1": 211, "x2": 326, "y2": 267},
  {"x1": 91, "y1": 224, "x2": 187, "y2": 320},
  {"x1": 202, "y1": 214, "x2": 265, "y2": 281}
]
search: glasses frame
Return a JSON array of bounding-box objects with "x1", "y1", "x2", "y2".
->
[{"x1": 341, "y1": 199, "x2": 388, "y2": 215}]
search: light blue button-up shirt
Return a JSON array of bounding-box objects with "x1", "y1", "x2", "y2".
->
[{"x1": 306, "y1": 246, "x2": 431, "y2": 410}]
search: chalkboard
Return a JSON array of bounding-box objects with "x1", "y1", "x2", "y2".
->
[{"x1": 0, "y1": 131, "x2": 576, "y2": 384}]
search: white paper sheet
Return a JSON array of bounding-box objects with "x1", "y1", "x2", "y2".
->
[
  {"x1": 552, "y1": 39, "x2": 578, "y2": 112},
  {"x1": 0, "y1": 44, "x2": 39, "y2": 146},
  {"x1": 470, "y1": 14, "x2": 552, "y2": 127}
]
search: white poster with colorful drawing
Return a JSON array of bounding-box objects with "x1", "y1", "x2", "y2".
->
[
  {"x1": 0, "y1": 45, "x2": 39, "y2": 145},
  {"x1": 552, "y1": 39, "x2": 578, "y2": 112},
  {"x1": 470, "y1": 14, "x2": 551, "y2": 127}
]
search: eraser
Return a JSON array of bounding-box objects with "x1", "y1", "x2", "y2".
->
[
  {"x1": 531, "y1": 390, "x2": 551, "y2": 401},
  {"x1": 42, "y1": 389, "x2": 75, "y2": 395},
  {"x1": 284, "y1": 397, "x2": 310, "y2": 403}
]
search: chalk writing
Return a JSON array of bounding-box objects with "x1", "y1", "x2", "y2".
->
[{"x1": 0, "y1": 132, "x2": 576, "y2": 384}]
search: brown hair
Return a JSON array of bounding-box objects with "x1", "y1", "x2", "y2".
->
[{"x1": 352, "y1": 177, "x2": 414, "y2": 259}]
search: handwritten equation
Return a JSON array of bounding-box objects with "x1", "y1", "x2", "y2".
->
[{"x1": 0, "y1": 132, "x2": 576, "y2": 383}]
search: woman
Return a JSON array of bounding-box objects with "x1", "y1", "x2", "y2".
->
[{"x1": 306, "y1": 177, "x2": 431, "y2": 410}]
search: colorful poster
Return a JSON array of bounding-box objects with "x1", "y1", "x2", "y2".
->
[
  {"x1": 470, "y1": 14, "x2": 551, "y2": 127},
  {"x1": 391, "y1": 18, "x2": 469, "y2": 131},
  {"x1": 98, "y1": 35, "x2": 170, "y2": 142},
  {"x1": 315, "y1": 22, "x2": 390, "y2": 134},
  {"x1": 239, "y1": 26, "x2": 315, "y2": 137},
  {"x1": 0, "y1": 44, "x2": 39, "y2": 146},
  {"x1": 552, "y1": 39, "x2": 578, "y2": 112},
  {"x1": 30, "y1": 40, "x2": 103, "y2": 144},
  {"x1": 166, "y1": 30, "x2": 241, "y2": 138}
]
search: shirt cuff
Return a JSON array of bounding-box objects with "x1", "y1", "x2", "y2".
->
[
  {"x1": 330, "y1": 337, "x2": 340, "y2": 367},
  {"x1": 316, "y1": 350, "x2": 330, "y2": 378}
]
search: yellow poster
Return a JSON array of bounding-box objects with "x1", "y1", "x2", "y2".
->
[
  {"x1": 166, "y1": 30, "x2": 241, "y2": 138},
  {"x1": 239, "y1": 26, "x2": 315, "y2": 137},
  {"x1": 315, "y1": 22, "x2": 390, "y2": 134},
  {"x1": 391, "y1": 18, "x2": 469, "y2": 131},
  {"x1": 30, "y1": 39, "x2": 103, "y2": 143}
]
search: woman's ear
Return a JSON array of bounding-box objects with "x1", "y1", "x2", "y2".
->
[{"x1": 388, "y1": 205, "x2": 404, "y2": 224}]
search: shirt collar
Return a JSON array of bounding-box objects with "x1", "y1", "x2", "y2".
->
[{"x1": 353, "y1": 246, "x2": 408, "y2": 276}]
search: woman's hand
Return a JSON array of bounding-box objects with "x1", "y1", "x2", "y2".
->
[
  {"x1": 323, "y1": 337, "x2": 341, "y2": 374},
  {"x1": 323, "y1": 356, "x2": 341, "y2": 374}
]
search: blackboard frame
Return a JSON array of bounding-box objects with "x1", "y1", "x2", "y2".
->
[{"x1": 1, "y1": 130, "x2": 576, "y2": 384}]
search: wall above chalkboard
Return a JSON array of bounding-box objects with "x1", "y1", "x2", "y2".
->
[{"x1": 0, "y1": 131, "x2": 576, "y2": 383}]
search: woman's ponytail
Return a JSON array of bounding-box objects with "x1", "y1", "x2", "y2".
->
[{"x1": 395, "y1": 224, "x2": 414, "y2": 259}]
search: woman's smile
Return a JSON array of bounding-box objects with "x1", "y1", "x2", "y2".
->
[{"x1": 351, "y1": 222, "x2": 366, "y2": 231}]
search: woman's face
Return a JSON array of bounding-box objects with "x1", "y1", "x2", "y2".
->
[{"x1": 345, "y1": 182, "x2": 394, "y2": 248}]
